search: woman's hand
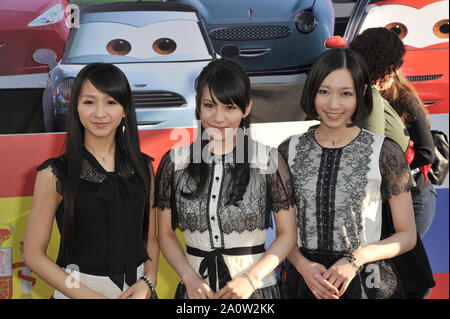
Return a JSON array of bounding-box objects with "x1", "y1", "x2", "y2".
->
[
  {"x1": 322, "y1": 257, "x2": 359, "y2": 297},
  {"x1": 119, "y1": 279, "x2": 152, "y2": 299},
  {"x1": 298, "y1": 260, "x2": 340, "y2": 299},
  {"x1": 183, "y1": 274, "x2": 215, "y2": 299},
  {"x1": 214, "y1": 275, "x2": 254, "y2": 299}
]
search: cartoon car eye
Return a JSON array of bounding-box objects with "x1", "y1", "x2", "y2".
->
[
  {"x1": 295, "y1": 8, "x2": 317, "y2": 34},
  {"x1": 107, "y1": 39, "x2": 132, "y2": 56},
  {"x1": 433, "y1": 19, "x2": 449, "y2": 39},
  {"x1": 153, "y1": 38, "x2": 176, "y2": 55},
  {"x1": 359, "y1": 2, "x2": 449, "y2": 49},
  {"x1": 68, "y1": 20, "x2": 209, "y2": 62},
  {"x1": 385, "y1": 22, "x2": 408, "y2": 40}
]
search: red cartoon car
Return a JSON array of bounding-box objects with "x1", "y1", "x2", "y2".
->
[
  {"x1": 339, "y1": 0, "x2": 449, "y2": 115},
  {"x1": 0, "y1": 0, "x2": 70, "y2": 82}
]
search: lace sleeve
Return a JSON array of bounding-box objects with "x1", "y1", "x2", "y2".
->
[
  {"x1": 37, "y1": 157, "x2": 64, "y2": 195},
  {"x1": 380, "y1": 137, "x2": 413, "y2": 200},
  {"x1": 266, "y1": 148, "x2": 295, "y2": 213},
  {"x1": 153, "y1": 150, "x2": 175, "y2": 211},
  {"x1": 277, "y1": 137, "x2": 291, "y2": 163}
]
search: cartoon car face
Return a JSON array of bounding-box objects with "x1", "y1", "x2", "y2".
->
[
  {"x1": 43, "y1": 2, "x2": 215, "y2": 132},
  {"x1": 164, "y1": 0, "x2": 335, "y2": 75},
  {"x1": 0, "y1": 0, "x2": 70, "y2": 77},
  {"x1": 345, "y1": 0, "x2": 449, "y2": 114}
]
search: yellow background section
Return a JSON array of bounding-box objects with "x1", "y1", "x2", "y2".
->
[{"x1": 0, "y1": 196, "x2": 183, "y2": 299}]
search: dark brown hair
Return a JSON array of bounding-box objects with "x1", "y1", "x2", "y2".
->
[
  {"x1": 349, "y1": 27, "x2": 405, "y2": 85},
  {"x1": 301, "y1": 48, "x2": 373, "y2": 126},
  {"x1": 382, "y1": 70, "x2": 430, "y2": 127}
]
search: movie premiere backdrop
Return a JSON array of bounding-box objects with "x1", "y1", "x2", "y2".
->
[{"x1": 0, "y1": 0, "x2": 448, "y2": 299}]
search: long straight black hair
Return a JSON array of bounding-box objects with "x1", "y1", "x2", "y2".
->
[
  {"x1": 61, "y1": 63, "x2": 150, "y2": 259},
  {"x1": 183, "y1": 58, "x2": 252, "y2": 206}
]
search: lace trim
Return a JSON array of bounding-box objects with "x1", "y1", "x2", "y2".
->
[
  {"x1": 37, "y1": 154, "x2": 139, "y2": 196},
  {"x1": 289, "y1": 130, "x2": 374, "y2": 251},
  {"x1": 380, "y1": 137, "x2": 413, "y2": 200},
  {"x1": 79, "y1": 158, "x2": 134, "y2": 183},
  {"x1": 154, "y1": 145, "x2": 295, "y2": 235},
  {"x1": 37, "y1": 158, "x2": 64, "y2": 195}
]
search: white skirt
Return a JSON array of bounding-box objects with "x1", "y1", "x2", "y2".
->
[{"x1": 53, "y1": 263, "x2": 145, "y2": 299}]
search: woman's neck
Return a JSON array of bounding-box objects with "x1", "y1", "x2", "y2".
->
[
  {"x1": 84, "y1": 135, "x2": 116, "y2": 164},
  {"x1": 315, "y1": 123, "x2": 360, "y2": 148},
  {"x1": 208, "y1": 135, "x2": 236, "y2": 155}
]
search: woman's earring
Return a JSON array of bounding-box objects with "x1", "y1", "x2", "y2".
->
[{"x1": 122, "y1": 122, "x2": 126, "y2": 133}]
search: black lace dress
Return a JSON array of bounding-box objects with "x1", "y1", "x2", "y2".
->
[
  {"x1": 38, "y1": 147, "x2": 152, "y2": 298},
  {"x1": 154, "y1": 139, "x2": 295, "y2": 298},
  {"x1": 278, "y1": 129, "x2": 413, "y2": 299}
]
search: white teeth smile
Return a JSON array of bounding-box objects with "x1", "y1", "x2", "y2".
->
[{"x1": 326, "y1": 112, "x2": 343, "y2": 119}]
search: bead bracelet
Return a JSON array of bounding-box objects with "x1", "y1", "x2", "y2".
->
[
  {"x1": 140, "y1": 275, "x2": 156, "y2": 296},
  {"x1": 345, "y1": 254, "x2": 362, "y2": 273}
]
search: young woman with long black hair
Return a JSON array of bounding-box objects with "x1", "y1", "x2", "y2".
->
[
  {"x1": 155, "y1": 58, "x2": 297, "y2": 299},
  {"x1": 24, "y1": 63, "x2": 159, "y2": 299}
]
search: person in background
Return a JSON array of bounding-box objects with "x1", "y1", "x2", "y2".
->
[
  {"x1": 349, "y1": 27, "x2": 410, "y2": 155},
  {"x1": 382, "y1": 70, "x2": 436, "y2": 238},
  {"x1": 24, "y1": 63, "x2": 159, "y2": 299},
  {"x1": 279, "y1": 48, "x2": 416, "y2": 299}
]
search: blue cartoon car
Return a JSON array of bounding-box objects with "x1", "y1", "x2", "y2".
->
[
  {"x1": 164, "y1": 0, "x2": 335, "y2": 75},
  {"x1": 39, "y1": 2, "x2": 216, "y2": 132}
]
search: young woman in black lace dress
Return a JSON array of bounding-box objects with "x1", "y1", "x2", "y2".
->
[
  {"x1": 24, "y1": 63, "x2": 159, "y2": 298},
  {"x1": 279, "y1": 48, "x2": 417, "y2": 299},
  {"x1": 155, "y1": 58, "x2": 297, "y2": 299}
]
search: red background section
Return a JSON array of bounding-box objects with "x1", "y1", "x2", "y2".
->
[{"x1": 0, "y1": 128, "x2": 196, "y2": 198}]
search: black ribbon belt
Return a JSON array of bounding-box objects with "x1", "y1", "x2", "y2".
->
[{"x1": 186, "y1": 244, "x2": 265, "y2": 292}]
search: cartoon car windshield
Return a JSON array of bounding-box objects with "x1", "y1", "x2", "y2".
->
[
  {"x1": 66, "y1": 11, "x2": 212, "y2": 63},
  {"x1": 41, "y1": 2, "x2": 215, "y2": 132}
]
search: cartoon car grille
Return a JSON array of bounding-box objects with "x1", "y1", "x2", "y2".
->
[
  {"x1": 209, "y1": 26, "x2": 291, "y2": 41},
  {"x1": 406, "y1": 74, "x2": 443, "y2": 82},
  {"x1": 132, "y1": 91, "x2": 186, "y2": 108}
]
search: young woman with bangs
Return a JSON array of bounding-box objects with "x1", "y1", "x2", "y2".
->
[
  {"x1": 155, "y1": 58, "x2": 297, "y2": 299},
  {"x1": 24, "y1": 63, "x2": 159, "y2": 299},
  {"x1": 279, "y1": 48, "x2": 417, "y2": 299}
]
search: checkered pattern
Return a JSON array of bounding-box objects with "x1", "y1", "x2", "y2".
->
[
  {"x1": 132, "y1": 91, "x2": 186, "y2": 108},
  {"x1": 209, "y1": 26, "x2": 291, "y2": 41},
  {"x1": 406, "y1": 74, "x2": 443, "y2": 82}
]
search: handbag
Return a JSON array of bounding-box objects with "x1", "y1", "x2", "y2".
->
[
  {"x1": 428, "y1": 130, "x2": 449, "y2": 185},
  {"x1": 381, "y1": 202, "x2": 435, "y2": 298}
]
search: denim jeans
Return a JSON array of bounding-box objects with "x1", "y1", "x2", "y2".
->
[{"x1": 412, "y1": 184, "x2": 437, "y2": 239}]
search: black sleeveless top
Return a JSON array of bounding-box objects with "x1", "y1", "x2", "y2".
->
[{"x1": 38, "y1": 147, "x2": 152, "y2": 290}]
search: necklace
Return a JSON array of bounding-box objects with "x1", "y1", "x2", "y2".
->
[
  {"x1": 315, "y1": 127, "x2": 360, "y2": 148},
  {"x1": 86, "y1": 146, "x2": 113, "y2": 164}
]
